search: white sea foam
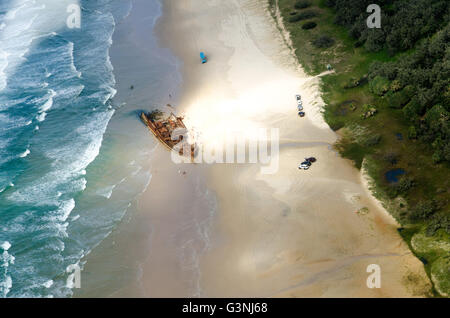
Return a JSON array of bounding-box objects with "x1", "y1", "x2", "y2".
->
[
  {"x1": 0, "y1": 49, "x2": 9, "y2": 91},
  {"x1": 43, "y1": 280, "x2": 53, "y2": 288},
  {"x1": 0, "y1": 0, "x2": 81, "y2": 92},
  {"x1": 1, "y1": 241, "x2": 15, "y2": 297},
  {"x1": 1, "y1": 241, "x2": 11, "y2": 251},
  {"x1": 19, "y1": 149, "x2": 30, "y2": 158},
  {"x1": 0, "y1": 276, "x2": 12, "y2": 297},
  {"x1": 36, "y1": 112, "x2": 46, "y2": 122},
  {"x1": 9, "y1": 110, "x2": 114, "y2": 207},
  {"x1": 58, "y1": 199, "x2": 75, "y2": 222},
  {"x1": 39, "y1": 89, "x2": 56, "y2": 113},
  {"x1": 97, "y1": 185, "x2": 116, "y2": 199},
  {"x1": 67, "y1": 41, "x2": 81, "y2": 78}
]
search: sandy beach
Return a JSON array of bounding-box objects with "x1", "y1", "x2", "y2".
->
[
  {"x1": 78, "y1": 0, "x2": 430, "y2": 297},
  {"x1": 156, "y1": 0, "x2": 431, "y2": 297}
]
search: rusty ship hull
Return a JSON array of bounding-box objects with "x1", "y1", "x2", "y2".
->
[{"x1": 140, "y1": 112, "x2": 196, "y2": 160}]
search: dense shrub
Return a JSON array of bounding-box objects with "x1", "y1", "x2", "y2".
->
[
  {"x1": 289, "y1": 10, "x2": 318, "y2": 23},
  {"x1": 294, "y1": 0, "x2": 311, "y2": 9},
  {"x1": 384, "y1": 85, "x2": 415, "y2": 109},
  {"x1": 343, "y1": 75, "x2": 368, "y2": 89},
  {"x1": 354, "y1": 40, "x2": 364, "y2": 48},
  {"x1": 409, "y1": 200, "x2": 439, "y2": 222},
  {"x1": 312, "y1": 35, "x2": 335, "y2": 48},
  {"x1": 329, "y1": 0, "x2": 450, "y2": 54},
  {"x1": 387, "y1": 175, "x2": 416, "y2": 198},
  {"x1": 426, "y1": 213, "x2": 450, "y2": 236},
  {"x1": 302, "y1": 21, "x2": 317, "y2": 30},
  {"x1": 396, "y1": 176, "x2": 416, "y2": 193},
  {"x1": 369, "y1": 76, "x2": 390, "y2": 96}
]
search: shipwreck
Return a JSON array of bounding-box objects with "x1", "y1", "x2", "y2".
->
[{"x1": 140, "y1": 111, "x2": 196, "y2": 160}]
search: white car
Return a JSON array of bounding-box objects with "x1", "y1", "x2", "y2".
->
[
  {"x1": 298, "y1": 161, "x2": 311, "y2": 170},
  {"x1": 297, "y1": 104, "x2": 303, "y2": 111}
]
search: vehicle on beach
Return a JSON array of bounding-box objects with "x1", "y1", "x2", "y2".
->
[
  {"x1": 305, "y1": 157, "x2": 316, "y2": 163},
  {"x1": 200, "y1": 52, "x2": 207, "y2": 64},
  {"x1": 298, "y1": 161, "x2": 312, "y2": 170},
  {"x1": 296, "y1": 95, "x2": 304, "y2": 111},
  {"x1": 298, "y1": 111, "x2": 305, "y2": 117}
]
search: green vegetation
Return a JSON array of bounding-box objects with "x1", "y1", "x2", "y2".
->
[
  {"x1": 288, "y1": 9, "x2": 318, "y2": 22},
  {"x1": 271, "y1": 0, "x2": 450, "y2": 296},
  {"x1": 294, "y1": 0, "x2": 311, "y2": 9},
  {"x1": 302, "y1": 21, "x2": 317, "y2": 30},
  {"x1": 312, "y1": 35, "x2": 335, "y2": 48}
]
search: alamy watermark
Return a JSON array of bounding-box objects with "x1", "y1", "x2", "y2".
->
[
  {"x1": 171, "y1": 128, "x2": 280, "y2": 175},
  {"x1": 367, "y1": 4, "x2": 381, "y2": 29},
  {"x1": 66, "y1": 264, "x2": 81, "y2": 289},
  {"x1": 66, "y1": 4, "x2": 81, "y2": 29},
  {"x1": 366, "y1": 264, "x2": 381, "y2": 289}
]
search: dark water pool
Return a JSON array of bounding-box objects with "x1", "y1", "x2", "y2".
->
[{"x1": 385, "y1": 168, "x2": 406, "y2": 183}]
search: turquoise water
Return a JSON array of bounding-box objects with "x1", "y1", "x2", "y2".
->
[{"x1": 0, "y1": 0, "x2": 180, "y2": 297}]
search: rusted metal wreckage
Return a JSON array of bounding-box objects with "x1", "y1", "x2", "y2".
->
[{"x1": 140, "y1": 111, "x2": 196, "y2": 160}]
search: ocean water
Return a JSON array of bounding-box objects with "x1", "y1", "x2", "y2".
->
[{"x1": 0, "y1": 0, "x2": 180, "y2": 297}]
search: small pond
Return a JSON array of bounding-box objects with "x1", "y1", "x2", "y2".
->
[{"x1": 385, "y1": 168, "x2": 406, "y2": 183}]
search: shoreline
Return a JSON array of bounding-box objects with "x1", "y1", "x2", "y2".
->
[{"x1": 78, "y1": 0, "x2": 431, "y2": 297}]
